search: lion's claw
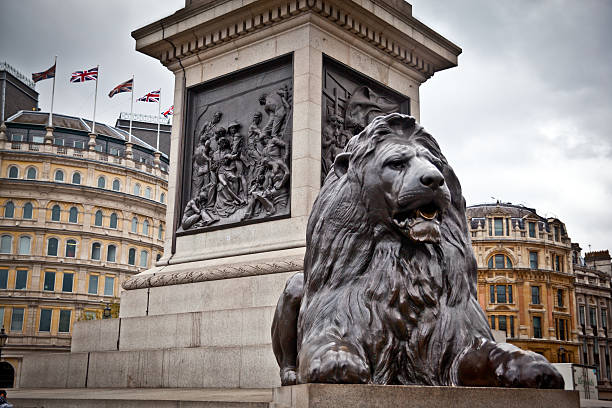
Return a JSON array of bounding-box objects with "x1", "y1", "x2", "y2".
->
[{"x1": 300, "y1": 344, "x2": 370, "y2": 384}]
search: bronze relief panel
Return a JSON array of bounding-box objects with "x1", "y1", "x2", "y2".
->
[
  {"x1": 179, "y1": 55, "x2": 293, "y2": 234},
  {"x1": 321, "y1": 56, "x2": 410, "y2": 184}
]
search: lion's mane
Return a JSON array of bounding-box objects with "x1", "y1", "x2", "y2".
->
[{"x1": 297, "y1": 113, "x2": 493, "y2": 385}]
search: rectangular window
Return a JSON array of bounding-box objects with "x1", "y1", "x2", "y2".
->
[
  {"x1": 53, "y1": 138, "x2": 64, "y2": 146},
  {"x1": 580, "y1": 306, "x2": 586, "y2": 326},
  {"x1": 62, "y1": 273, "x2": 74, "y2": 292},
  {"x1": 506, "y1": 219, "x2": 510, "y2": 236},
  {"x1": 73, "y1": 140, "x2": 85, "y2": 149},
  {"x1": 32, "y1": 135, "x2": 44, "y2": 144},
  {"x1": 528, "y1": 222, "x2": 536, "y2": 238},
  {"x1": 498, "y1": 315, "x2": 507, "y2": 333},
  {"x1": 591, "y1": 307, "x2": 598, "y2": 328},
  {"x1": 496, "y1": 285, "x2": 507, "y2": 303},
  {"x1": 494, "y1": 254, "x2": 505, "y2": 269},
  {"x1": 529, "y1": 251, "x2": 538, "y2": 269},
  {"x1": 0, "y1": 269, "x2": 7, "y2": 289},
  {"x1": 490, "y1": 285, "x2": 495, "y2": 304},
  {"x1": 557, "y1": 318, "x2": 567, "y2": 341},
  {"x1": 508, "y1": 285, "x2": 513, "y2": 303},
  {"x1": 510, "y1": 316, "x2": 515, "y2": 338},
  {"x1": 533, "y1": 316, "x2": 542, "y2": 338},
  {"x1": 88, "y1": 275, "x2": 98, "y2": 294},
  {"x1": 603, "y1": 310, "x2": 608, "y2": 329},
  {"x1": 94, "y1": 144, "x2": 103, "y2": 152},
  {"x1": 39, "y1": 308, "x2": 52, "y2": 332},
  {"x1": 58, "y1": 310, "x2": 71, "y2": 333},
  {"x1": 10, "y1": 308, "x2": 24, "y2": 332},
  {"x1": 554, "y1": 226, "x2": 560, "y2": 241},
  {"x1": 104, "y1": 276, "x2": 114, "y2": 296},
  {"x1": 15, "y1": 269, "x2": 27, "y2": 290},
  {"x1": 557, "y1": 289, "x2": 564, "y2": 307},
  {"x1": 43, "y1": 271, "x2": 55, "y2": 291},
  {"x1": 494, "y1": 218, "x2": 503, "y2": 236},
  {"x1": 488, "y1": 219, "x2": 492, "y2": 236},
  {"x1": 555, "y1": 255, "x2": 561, "y2": 272},
  {"x1": 531, "y1": 286, "x2": 540, "y2": 304},
  {"x1": 490, "y1": 315, "x2": 496, "y2": 329}
]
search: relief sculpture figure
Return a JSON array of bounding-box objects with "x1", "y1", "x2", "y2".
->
[{"x1": 272, "y1": 113, "x2": 564, "y2": 389}]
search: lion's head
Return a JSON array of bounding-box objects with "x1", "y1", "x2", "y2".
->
[{"x1": 305, "y1": 113, "x2": 476, "y2": 303}]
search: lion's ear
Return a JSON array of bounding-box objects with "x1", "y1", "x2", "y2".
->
[{"x1": 333, "y1": 152, "x2": 351, "y2": 177}]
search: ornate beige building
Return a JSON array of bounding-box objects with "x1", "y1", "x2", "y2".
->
[
  {"x1": 572, "y1": 246, "x2": 612, "y2": 398},
  {"x1": 466, "y1": 202, "x2": 580, "y2": 364},
  {"x1": 0, "y1": 110, "x2": 168, "y2": 386}
]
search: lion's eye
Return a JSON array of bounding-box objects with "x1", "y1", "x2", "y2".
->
[{"x1": 386, "y1": 160, "x2": 406, "y2": 170}]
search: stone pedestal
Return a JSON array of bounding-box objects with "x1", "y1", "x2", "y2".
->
[
  {"x1": 271, "y1": 384, "x2": 580, "y2": 408},
  {"x1": 19, "y1": 0, "x2": 461, "y2": 392}
]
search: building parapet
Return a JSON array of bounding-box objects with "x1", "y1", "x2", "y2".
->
[{"x1": 0, "y1": 62, "x2": 36, "y2": 90}]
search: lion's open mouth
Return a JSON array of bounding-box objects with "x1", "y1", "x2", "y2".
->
[{"x1": 392, "y1": 202, "x2": 442, "y2": 243}]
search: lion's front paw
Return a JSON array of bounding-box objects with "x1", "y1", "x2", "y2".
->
[
  {"x1": 299, "y1": 344, "x2": 371, "y2": 384},
  {"x1": 497, "y1": 355, "x2": 565, "y2": 389},
  {"x1": 280, "y1": 367, "x2": 297, "y2": 386}
]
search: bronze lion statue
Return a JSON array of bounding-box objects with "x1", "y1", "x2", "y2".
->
[{"x1": 271, "y1": 113, "x2": 564, "y2": 388}]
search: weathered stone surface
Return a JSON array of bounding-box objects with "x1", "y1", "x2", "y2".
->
[
  {"x1": 19, "y1": 352, "x2": 88, "y2": 388},
  {"x1": 71, "y1": 319, "x2": 120, "y2": 352},
  {"x1": 271, "y1": 384, "x2": 580, "y2": 408}
]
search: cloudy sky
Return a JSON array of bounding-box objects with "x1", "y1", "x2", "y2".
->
[{"x1": 1, "y1": 0, "x2": 611, "y2": 253}]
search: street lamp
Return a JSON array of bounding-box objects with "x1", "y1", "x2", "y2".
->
[
  {"x1": 0, "y1": 327, "x2": 8, "y2": 360},
  {"x1": 103, "y1": 304, "x2": 112, "y2": 319}
]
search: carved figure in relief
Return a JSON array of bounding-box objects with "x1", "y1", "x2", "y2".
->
[
  {"x1": 215, "y1": 155, "x2": 246, "y2": 217},
  {"x1": 181, "y1": 190, "x2": 217, "y2": 230},
  {"x1": 227, "y1": 121, "x2": 248, "y2": 198},
  {"x1": 272, "y1": 113, "x2": 564, "y2": 389},
  {"x1": 242, "y1": 174, "x2": 275, "y2": 220},
  {"x1": 259, "y1": 86, "x2": 290, "y2": 139}
]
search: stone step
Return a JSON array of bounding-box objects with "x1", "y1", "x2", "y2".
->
[{"x1": 9, "y1": 387, "x2": 273, "y2": 408}]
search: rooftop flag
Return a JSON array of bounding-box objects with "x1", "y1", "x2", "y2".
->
[
  {"x1": 70, "y1": 67, "x2": 98, "y2": 82},
  {"x1": 137, "y1": 89, "x2": 160, "y2": 103},
  {"x1": 108, "y1": 78, "x2": 133, "y2": 98},
  {"x1": 32, "y1": 63, "x2": 56, "y2": 83},
  {"x1": 162, "y1": 105, "x2": 174, "y2": 117}
]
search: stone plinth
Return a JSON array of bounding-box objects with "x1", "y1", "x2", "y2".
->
[{"x1": 272, "y1": 384, "x2": 580, "y2": 408}]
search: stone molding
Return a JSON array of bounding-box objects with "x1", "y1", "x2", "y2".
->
[
  {"x1": 121, "y1": 255, "x2": 303, "y2": 290},
  {"x1": 133, "y1": 0, "x2": 461, "y2": 80}
]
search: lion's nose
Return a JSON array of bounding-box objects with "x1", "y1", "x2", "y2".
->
[{"x1": 420, "y1": 169, "x2": 445, "y2": 190}]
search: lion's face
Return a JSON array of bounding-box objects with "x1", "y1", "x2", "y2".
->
[{"x1": 361, "y1": 136, "x2": 451, "y2": 243}]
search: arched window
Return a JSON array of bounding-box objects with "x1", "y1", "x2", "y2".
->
[
  {"x1": 109, "y1": 213, "x2": 118, "y2": 229},
  {"x1": 68, "y1": 206, "x2": 78, "y2": 223},
  {"x1": 133, "y1": 183, "x2": 141, "y2": 196},
  {"x1": 107, "y1": 244, "x2": 116, "y2": 262},
  {"x1": 143, "y1": 220, "x2": 149, "y2": 236},
  {"x1": 91, "y1": 242, "x2": 101, "y2": 260},
  {"x1": 72, "y1": 172, "x2": 81, "y2": 184},
  {"x1": 156, "y1": 253, "x2": 161, "y2": 262},
  {"x1": 54, "y1": 169, "x2": 64, "y2": 182},
  {"x1": 160, "y1": 192, "x2": 165, "y2": 204},
  {"x1": 145, "y1": 187, "x2": 152, "y2": 199},
  {"x1": 94, "y1": 210, "x2": 103, "y2": 226},
  {"x1": 23, "y1": 202, "x2": 33, "y2": 219},
  {"x1": 4, "y1": 202, "x2": 14, "y2": 218},
  {"x1": 131, "y1": 217, "x2": 138, "y2": 233},
  {"x1": 158, "y1": 224, "x2": 163, "y2": 240},
  {"x1": 47, "y1": 237, "x2": 59, "y2": 256},
  {"x1": 139, "y1": 250, "x2": 148, "y2": 267},
  {"x1": 97, "y1": 176, "x2": 106, "y2": 189},
  {"x1": 51, "y1": 204, "x2": 61, "y2": 221},
  {"x1": 8, "y1": 166, "x2": 18, "y2": 179},
  {"x1": 65, "y1": 239, "x2": 77, "y2": 258},
  {"x1": 0, "y1": 235, "x2": 12, "y2": 254},
  {"x1": 26, "y1": 167, "x2": 37, "y2": 180},
  {"x1": 128, "y1": 248, "x2": 136, "y2": 265},
  {"x1": 18, "y1": 236, "x2": 31, "y2": 255},
  {"x1": 487, "y1": 254, "x2": 513, "y2": 269},
  {"x1": 112, "y1": 179, "x2": 121, "y2": 191}
]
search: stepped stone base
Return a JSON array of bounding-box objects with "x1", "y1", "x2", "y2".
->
[{"x1": 10, "y1": 385, "x2": 580, "y2": 408}]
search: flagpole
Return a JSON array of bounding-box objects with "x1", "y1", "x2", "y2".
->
[
  {"x1": 156, "y1": 89, "x2": 161, "y2": 152},
  {"x1": 49, "y1": 56, "x2": 57, "y2": 127},
  {"x1": 128, "y1": 75, "x2": 134, "y2": 143},
  {"x1": 92, "y1": 65, "x2": 99, "y2": 134}
]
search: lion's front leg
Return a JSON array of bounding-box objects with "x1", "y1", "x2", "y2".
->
[
  {"x1": 297, "y1": 335, "x2": 371, "y2": 384},
  {"x1": 455, "y1": 339, "x2": 564, "y2": 389}
]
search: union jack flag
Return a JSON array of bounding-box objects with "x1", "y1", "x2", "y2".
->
[
  {"x1": 108, "y1": 78, "x2": 133, "y2": 98},
  {"x1": 162, "y1": 105, "x2": 174, "y2": 117},
  {"x1": 70, "y1": 67, "x2": 98, "y2": 82},
  {"x1": 137, "y1": 90, "x2": 160, "y2": 103},
  {"x1": 32, "y1": 63, "x2": 56, "y2": 83}
]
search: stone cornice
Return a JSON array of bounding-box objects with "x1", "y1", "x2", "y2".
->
[
  {"x1": 132, "y1": 0, "x2": 461, "y2": 80},
  {"x1": 122, "y1": 255, "x2": 304, "y2": 290}
]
